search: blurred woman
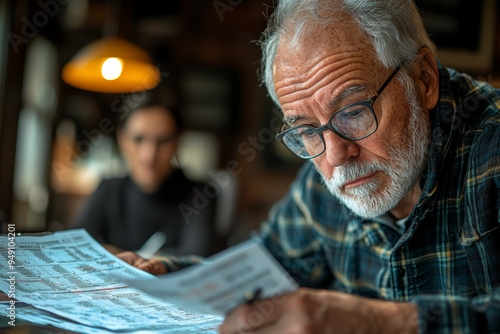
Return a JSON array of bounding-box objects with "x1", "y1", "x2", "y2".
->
[{"x1": 73, "y1": 99, "x2": 217, "y2": 256}]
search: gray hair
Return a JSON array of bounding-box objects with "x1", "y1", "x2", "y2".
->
[{"x1": 260, "y1": 0, "x2": 437, "y2": 106}]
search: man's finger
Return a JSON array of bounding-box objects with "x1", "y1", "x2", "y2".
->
[{"x1": 221, "y1": 303, "x2": 269, "y2": 334}]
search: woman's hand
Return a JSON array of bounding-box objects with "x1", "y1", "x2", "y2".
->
[{"x1": 116, "y1": 251, "x2": 168, "y2": 275}]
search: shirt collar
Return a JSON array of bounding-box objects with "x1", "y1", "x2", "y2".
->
[{"x1": 418, "y1": 60, "x2": 456, "y2": 198}]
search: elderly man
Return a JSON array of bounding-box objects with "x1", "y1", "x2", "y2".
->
[{"x1": 119, "y1": 0, "x2": 500, "y2": 332}]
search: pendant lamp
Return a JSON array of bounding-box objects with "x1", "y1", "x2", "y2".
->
[{"x1": 62, "y1": 37, "x2": 160, "y2": 93}]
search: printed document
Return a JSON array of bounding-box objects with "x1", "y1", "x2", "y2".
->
[
  {"x1": 0, "y1": 229, "x2": 298, "y2": 332},
  {"x1": 118, "y1": 236, "x2": 299, "y2": 316},
  {"x1": 0, "y1": 229, "x2": 221, "y2": 332}
]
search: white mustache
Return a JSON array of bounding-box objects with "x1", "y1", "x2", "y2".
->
[{"x1": 328, "y1": 159, "x2": 391, "y2": 189}]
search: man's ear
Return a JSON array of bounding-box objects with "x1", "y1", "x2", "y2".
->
[{"x1": 416, "y1": 48, "x2": 440, "y2": 110}]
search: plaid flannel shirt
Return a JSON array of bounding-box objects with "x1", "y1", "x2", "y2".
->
[{"x1": 158, "y1": 63, "x2": 500, "y2": 333}]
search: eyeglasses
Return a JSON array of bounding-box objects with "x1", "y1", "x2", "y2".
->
[{"x1": 275, "y1": 62, "x2": 404, "y2": 159}]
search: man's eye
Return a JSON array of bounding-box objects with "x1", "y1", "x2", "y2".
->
[
  {"x1": 302, "y1": 128, "x2": 316, "y2": 136},
  {"x1": 298, "y1": 127, "x2": 317, "y2": 139},
  {"x1": 336, "y1": 106, "x2": 369, "y2": 121},
  {"x1": 345, "y1": 107, "x2": 365, "y2": 118}
]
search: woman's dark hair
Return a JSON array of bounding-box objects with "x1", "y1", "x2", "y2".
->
[{"x1": 118, "y1": 91, "x2": 183, "y2": 132}]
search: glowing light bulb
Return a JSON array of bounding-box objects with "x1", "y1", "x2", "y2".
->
[{"x1": 101, "y1": 57, "x2": 123, "y2": 80}]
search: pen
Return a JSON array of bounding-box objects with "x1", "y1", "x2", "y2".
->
[
  {"x1": 244, "y1": 288, "x2": 262, "y2": 303},
  {"x1": 136, "y1": 231, "x2": 167, "y2": 259},
  {"x1": 225, "y1": 288, "x2": 263, "y2": 316}
]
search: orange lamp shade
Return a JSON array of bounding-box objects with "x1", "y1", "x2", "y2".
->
[{"x1": 62, "y1": 37, "x2": 160, "y2": 93}]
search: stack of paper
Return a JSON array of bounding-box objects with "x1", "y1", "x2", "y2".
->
[{"x1": 0, "y1": 229, "x2": 297, "y2": 333}]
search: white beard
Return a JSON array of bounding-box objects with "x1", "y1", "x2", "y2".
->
[{"x1": 320, "y1": 81, "x2": 430, "y2": 219}]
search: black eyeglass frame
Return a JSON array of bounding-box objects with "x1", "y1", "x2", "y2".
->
[{"x1": 275, "y1": 61, "x2": 405, "y2": 159}]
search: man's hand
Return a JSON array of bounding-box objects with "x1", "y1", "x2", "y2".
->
[
  {"x1": 219, "y1": 288, "x2": 418, "y2": 334},
  {"x1": 116, "y1": 251, "x2": 168, "y2": 275}
]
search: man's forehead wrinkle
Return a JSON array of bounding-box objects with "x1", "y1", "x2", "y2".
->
[
  {"x1": 279, "y1": 78, "x2": 366, "y2": 127},
  {"x1": 274, "y1": 52, "x2": 365, "y2": 97},
  {"x1": 276, "y1": 67, "x2": 368, "y2": 113}
]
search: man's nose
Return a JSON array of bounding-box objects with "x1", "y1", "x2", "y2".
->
[{"x1": 322, "y1": 131, "x2": 359, "y2": 167}]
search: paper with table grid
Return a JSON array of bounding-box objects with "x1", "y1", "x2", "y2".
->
[
  {"x1": 0, "y1": 229, "x2": 297, "y2": 332},
  {"x1": 0, "y1": 229, "x2": 220, "y2": 332}
]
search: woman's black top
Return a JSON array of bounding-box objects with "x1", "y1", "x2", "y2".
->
[{"x1": 74, "y1": 169, "x2": 217, "y2": 256}]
